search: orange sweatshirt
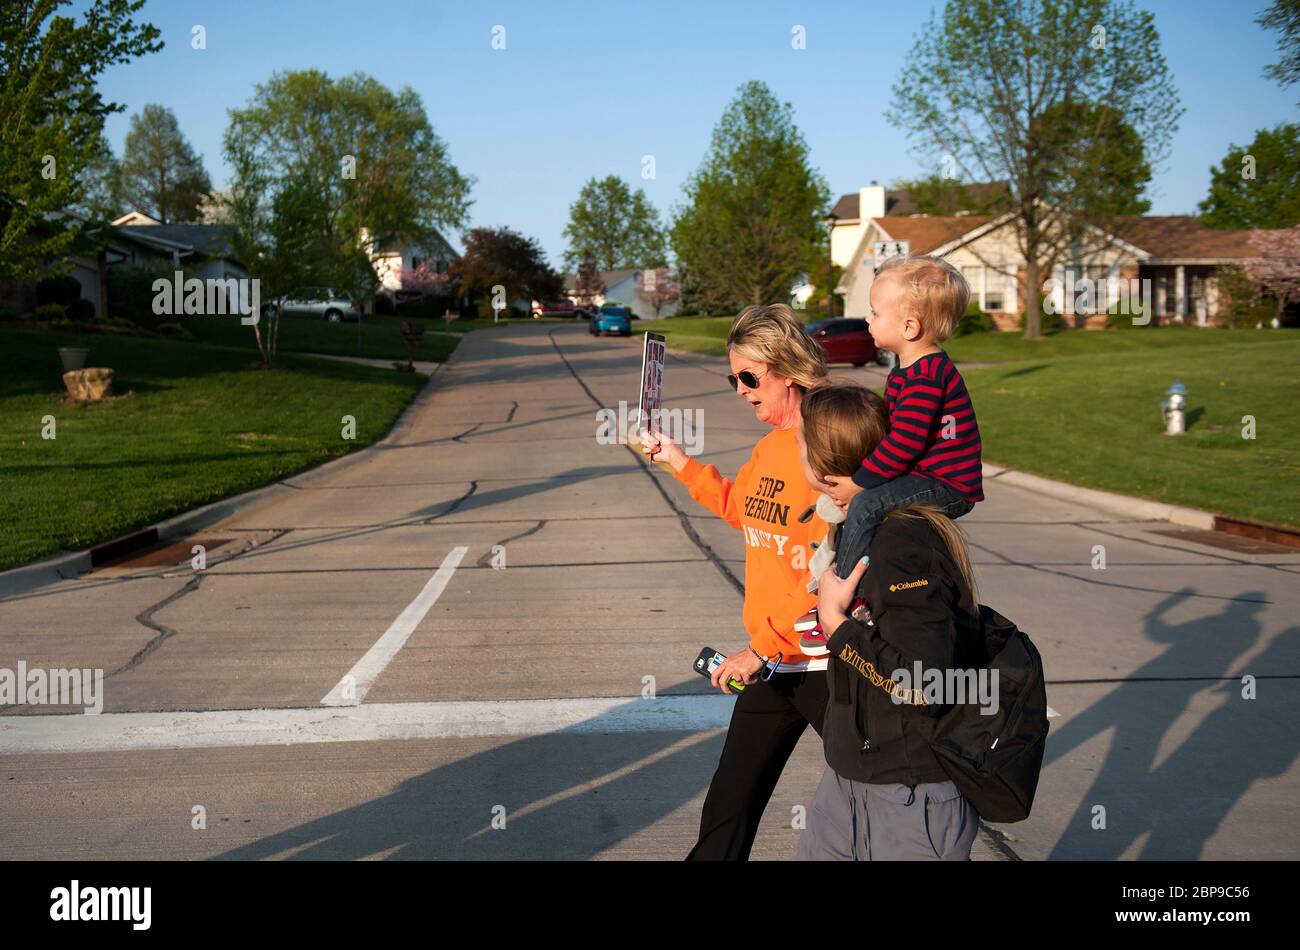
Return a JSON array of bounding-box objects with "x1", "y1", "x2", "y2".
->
[{"x1": 675, "y1": 427, "x2": 824, "y2": 663}]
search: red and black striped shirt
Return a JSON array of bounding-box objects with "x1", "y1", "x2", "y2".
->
[{"x1": 851, "y1": 350, "x2": 984, "y2": 502}]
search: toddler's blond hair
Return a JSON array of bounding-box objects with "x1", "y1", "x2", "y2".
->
[{"x1": 875, "y1": 255, "x2": 970, "y2": 342}]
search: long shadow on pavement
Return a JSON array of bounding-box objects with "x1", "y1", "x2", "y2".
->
[
  {"x1": 213, "y1": 689, "x2": 725, "y2": 860},
  {"x1": 1043, "y1": 588, "x2": 1298, "y2": 858}
]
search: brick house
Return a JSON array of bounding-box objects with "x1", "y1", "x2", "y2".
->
[{"x1": 830, "y1": 183, "x2": 1269, "y2": 329}]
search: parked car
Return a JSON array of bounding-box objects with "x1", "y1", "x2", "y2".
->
[
  {"x1": 262, "y1": 287, "x2": 362, "y2": 322},
  {"x1": 532, "y1": 299, "x2": 579, "y2": 319},
  {"x1": 590, "y1": 304, "x2": 632, "y2": 337},
  {"x1": 806, "y1": 317, "x2": 879, "y2": 366}
]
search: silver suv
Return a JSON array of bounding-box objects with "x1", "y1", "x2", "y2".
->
[{"x1": 264, "y1": 287, "x2": 362, "y2": 322}]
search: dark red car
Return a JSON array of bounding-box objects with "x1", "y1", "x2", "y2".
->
[{"x1": 807, "y1": 317, "x2": 879, "y2": 367}]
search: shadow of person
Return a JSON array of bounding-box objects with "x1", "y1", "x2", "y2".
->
[
  {"x1": 1043, "y1": 588, "x2": 1269, "y2": 859},
  {"x1": 1136, "y1": 626, "x2": 1299, "y2": 858},
  {"x1": 213, "y1": 689, "x2": 726, "y2": 860}
]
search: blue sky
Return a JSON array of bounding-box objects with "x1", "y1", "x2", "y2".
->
[{"x1": 91, "y1": 0, "x2": 1296, "y2": 266}]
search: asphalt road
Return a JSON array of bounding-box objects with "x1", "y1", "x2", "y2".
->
[{"x1": 1, "y1": 322, "x2": 1296, "y2": 860}]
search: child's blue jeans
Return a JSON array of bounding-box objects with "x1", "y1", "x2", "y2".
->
[{"x1": 834, "y1": 474, "x2": 973, "y2": 579}]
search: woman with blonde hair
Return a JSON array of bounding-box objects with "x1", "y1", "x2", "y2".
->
[{"x1": 640, "y1": 303, "x2": 831, "y2": 860}]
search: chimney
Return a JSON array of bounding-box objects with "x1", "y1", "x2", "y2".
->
[{"x1": 859, "y1": 182, "x2": 886, "y2": 221}]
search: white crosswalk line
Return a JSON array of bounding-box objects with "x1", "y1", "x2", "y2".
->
[
  {"x1": 0, "y1": 695, "x2": 734, "y2": 754},
  {"x1": 320, "y1": 546, "x2": 467, "y2": 706}
]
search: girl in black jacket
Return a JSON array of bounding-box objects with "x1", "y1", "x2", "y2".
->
[{"x1": 794, "y1": 383, "x2": 984, "y2": 860}]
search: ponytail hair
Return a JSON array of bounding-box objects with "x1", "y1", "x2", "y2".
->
[{"x1": 885, "y1": 504, "x2": 978, "y2": 605}]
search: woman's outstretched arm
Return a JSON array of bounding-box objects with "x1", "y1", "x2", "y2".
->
[{"x1": 639, "y1": 428, "x2": 751, "y2": 530}]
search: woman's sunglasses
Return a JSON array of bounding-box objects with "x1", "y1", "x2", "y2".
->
[{"x1": 726, "y1": 368, "x2": 767, "y2": 391}]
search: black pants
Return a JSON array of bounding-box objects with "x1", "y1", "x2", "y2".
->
[{"x1": 686, "y1": 669, "x2": 829, "y2": 861}]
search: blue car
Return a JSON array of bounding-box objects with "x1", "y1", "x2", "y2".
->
[{"x1": 589, "y1": 304, "x2": 632, "y2": 337}]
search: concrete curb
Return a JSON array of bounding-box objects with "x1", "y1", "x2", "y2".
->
[
  {"x1": 983, "y1": 462, "x2": 1217, "y2": 529},
  {"x1": 0, "y1": 364, "x2": 446, "y2": 600}
]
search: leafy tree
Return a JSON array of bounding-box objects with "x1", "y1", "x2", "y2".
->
[
  {"x1": 892, "y1": 176, "x2": 1014, "y2": 217},
  {"x1": 72, "y1": 133, "x2": 123, "y2": 221},
  {"x1": 888, "y1": 0, "x2": 1180, "y2": 338},
  {"x1": 573, "y1": 255, "x2": 605, "y2": 310},
  {"x1": 1259, "y1": 0, "x2": 1300, "y2": 90},
  {"x1": 449, "y1": 226, "x2": 563, "y2": 310},
  {"x1": 0, "y1": 0, "x2": 161, "y2": 280},
  {"x1": 117, "y1": 104, "x2": 212, "y2": 222},
  {"x1": 671, "y1": 81, "x2": 830, "y2": 314},
  {"x1": 1038, "y1": 101, "x2": 1153, "y2": 218},
  {"x1": 563, "y1": 176, "x2": 667, "y2": 272},
  {"x1": 1198, "y1": 123, "x2": 1300, "y2": 230},
  {"x1": 223, "y1": 70, "x2": 473, "y2": 362}
]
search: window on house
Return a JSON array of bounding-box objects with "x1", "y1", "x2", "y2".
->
[
  {"x1": 411, "y1": 256, "x2": 423, "y2": 270},
  {"x1": 985, "y1": 268, "x2": 1005, "y2": 312}
]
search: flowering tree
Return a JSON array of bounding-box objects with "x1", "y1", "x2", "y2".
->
[
  {"x1": 636, "y1": 267, "x2": 679, "y2": 318},
  {"x1": 1244, "y1": 226, "x2": 1300, "y2": 325},
  {"x1": 397, "y1": 261, "x2": 451, "y2": 297}
]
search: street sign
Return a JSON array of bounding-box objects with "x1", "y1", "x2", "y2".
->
[{"x1": 872, "y1": 240, "x2": 910, "y2": 269}]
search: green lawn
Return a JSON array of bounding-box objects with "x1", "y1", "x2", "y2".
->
[
  {"x1": 0, "y1": 327, "x2": 426, "y2": 570},
  {"x1": 651, "y1": 315, "x2": 736, "y2": 356},
  {"x1": 182, "y1": 311, "x2": 461, "y2": 362},
  {"x1": 943, "y1": 323, "x2": 1289, "y2": 363},
  {"x1": 959, "y1": 330, "x2": 1300, "y2": 528}
]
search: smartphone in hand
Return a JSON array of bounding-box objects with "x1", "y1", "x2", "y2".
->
[{"x1": 694, "y1": 646, "x2": 746, "y2": 693}]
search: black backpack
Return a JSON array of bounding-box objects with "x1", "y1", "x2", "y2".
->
[{"x1": 927, "y1": 604, "x2": 1048, "y2": 823}]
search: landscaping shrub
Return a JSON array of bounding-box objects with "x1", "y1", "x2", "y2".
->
[
  {"x1": 1018, "y1": 304, "x2": 1061, "y2": 332},
  {"x1": 1215, "y1": 264, "x2": 1281, "y2": 328},
  {"x1": 403, "y1": 295, "x2": 457, "y2": 321},
  {"x1": 34, "y1": 303, "x2": 66, "y2": 322},
  {"x1": 956, "y1": 300, "x2": 994, "y2": 336},
  {"x1": 1106, "y1": 302, "x2": 1156, "y2": 329},
  {"x1": 107, "y1": 262, "x2": 180, "y2": 329},
  {"x1": 35, "y1": 274, "x2": 81, "y2": 308},
  {"x1": 67, "y1": 298, "x2": 96, "y2": 322},
  {"x1": 156, "y1": 322, "x2": 195, "y2": 341}
]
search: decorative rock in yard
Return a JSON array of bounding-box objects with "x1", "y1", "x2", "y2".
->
[{"x1": 63, "y1": 367, "x2": 114, "y2": 403}]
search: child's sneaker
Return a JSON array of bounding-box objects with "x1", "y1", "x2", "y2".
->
[
  {"x1": 801, "y1": 598, "x2": 871, "y2": 656},
  {"x1": 800, "y1": 623, "x2": 829, "y2": 657},
  {"x1": 795, "y1": 606, "x2": 829, "y2": 656}
]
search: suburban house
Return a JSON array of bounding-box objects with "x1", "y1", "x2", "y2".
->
[
  {"x1": 111, "y1": 211, "x2": 248, "y2": 279},
  {"x1": 829, "y1": 182, "x2": 1268, "y2": 329},
  {"x1": 0, "y1": 210, "x2": 247, "y2": 319},
  {"x1": 561, "y1": 267, "x2": 681, "y2": 320},
  {"x1": 365, "y1": 228, "x2": 458, "y2": 292}
]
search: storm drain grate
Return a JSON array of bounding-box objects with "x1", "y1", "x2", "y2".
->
[
  {"x1": 1148, "y1": 527, "x2": 1296, "y2": 555},
  {"x1": 95, "y1": 537, "x2": 235, "y2": 569}
]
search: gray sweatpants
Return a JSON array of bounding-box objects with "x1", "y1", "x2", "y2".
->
[{"x1": 796, "y1": 765, "x2": 979, "y2": 861}]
